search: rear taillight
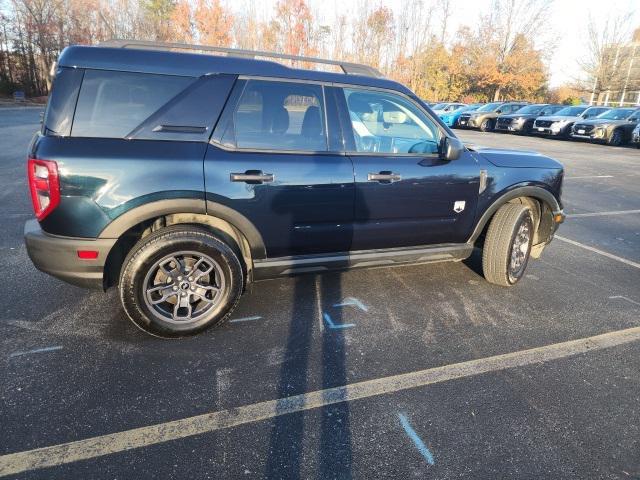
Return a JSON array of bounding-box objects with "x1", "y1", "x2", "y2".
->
[{"x1": 27, "y1": 158, "x2": 60, "y2": 221}]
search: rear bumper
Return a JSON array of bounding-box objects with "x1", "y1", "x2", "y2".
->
[{"x1": 24, "y1": 219, "x2": 116, "y2": 289}]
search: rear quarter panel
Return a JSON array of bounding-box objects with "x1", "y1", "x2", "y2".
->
[{"x1": 31, "y1": 135, "x2": 206, "y2": 238}]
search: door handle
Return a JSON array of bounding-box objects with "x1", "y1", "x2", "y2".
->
[
  {"x1": 367, "y1": 172, "x2": 401, "y2": 183},
  {"x1": 230, "y1": 171, "x2": 274, "y2": 184}
]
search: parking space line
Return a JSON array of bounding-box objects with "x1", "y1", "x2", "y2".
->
[
  {"x1": 564, "y1": 175, "x2": 614, "y2": 179},
  {"x1": 398, "y1": 413, "x2": 435, "y2": 465},
  {"x1": 609, "y1": 296, "x2": 640, "y2": 307},
  {"x1": 568, "y1": 209, "x2": 640, "y2": 218},
  {"x1": 555, "y1": 236, "x2": 640, "y2": 269},
  {"x1": 8, "y1": 346, "x2": 63, "y2": 359},
  {"x1": 2, "y1": 326, "x2": 640, "y2": 476},
  {"x1": 229, "y1": 316, "x2": 262, "y2": 323}
]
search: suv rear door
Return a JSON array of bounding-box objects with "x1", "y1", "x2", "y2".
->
[
  {"x1": 334, "y1": 86, "x2": 480, "y2": 250},
  {"x1": 205, "y1": 78, "x2": 354, "y2": 258}
]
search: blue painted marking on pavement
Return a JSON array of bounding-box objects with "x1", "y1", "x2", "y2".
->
[
  {"x1": 9, "y1": 346, "x2": 63, "y2": 358},
  {"x1": 333, "y1": 297, "x2": 369, "y2": 312},
  {"x1": 323, "y1": 312, "x2": 355, "y2": 330},
  {"x1": 230, "y1": 316, "x2": 263, "y2": 323},
  {"x1": 398, "y1": 413, "x2": 435, "y2": 466}
]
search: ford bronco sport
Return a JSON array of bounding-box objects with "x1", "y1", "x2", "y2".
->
[{"x1": 24, "y1": 41, "x2": 565, "y2": 337}]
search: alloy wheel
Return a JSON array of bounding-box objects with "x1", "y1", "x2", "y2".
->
[{"x1": 142, "y1": 251, "x2": 226, "y2": 324}]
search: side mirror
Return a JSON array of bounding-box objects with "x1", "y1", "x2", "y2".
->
[
  {"x1": 441, "y1": 136, "x2": 464, "y2": 161},
  {"x1": 496, "y1": 109, "x2": 502, "y2": 114}
]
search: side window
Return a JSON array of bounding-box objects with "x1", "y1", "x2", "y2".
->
[
  {"x1": 342, "y1": 88, "x2": 440, "y2": 154},
  {"x1": 72, "y1": 70, "x2": 194, "y2": 138},
  {"x1": 222, "y1": 80, "x2": 327, "y2": 152}
]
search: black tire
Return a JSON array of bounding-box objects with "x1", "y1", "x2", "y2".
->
[
  {"x1": 119, "y1": 225, "x2": 243, "y2": 337},
  {"x1": 480, "y1": 119, "x2": 494, "y2": 132},
  {"x1": 520, "y1": 121, "x2": 533, "y2": 135},
  {"x1": 482, "y1": 204, "x2": 533, "y2": 287},
  {"x1": 608, "y1": 129, "x2": 624, "y2": 146}
]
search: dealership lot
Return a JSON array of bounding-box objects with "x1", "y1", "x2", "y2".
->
[{"x1": 1, "y1": 108, "x2": 639, "y2": 478}]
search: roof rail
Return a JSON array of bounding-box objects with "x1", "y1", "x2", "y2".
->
[{"x1": 100, "y1": 39, "x2": 384, "y2": 79}]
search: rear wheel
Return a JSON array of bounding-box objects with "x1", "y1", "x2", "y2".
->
[
  {"x1": 480, "y1": 119, "x2": 494, "y2": 132},
  {"x1": 119, "y1": 225, "x2": 243, "y2": 337},
  {"x1": 482, "y1": 204, "x2": 533, "y2": 286}
]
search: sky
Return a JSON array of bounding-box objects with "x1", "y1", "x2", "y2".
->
[
  {"x1": 253, "y1": 0, "x2": 640, "y2": 88},
  {"x1": 437, "y1": 0, "x2": 640, "y2": 87}
]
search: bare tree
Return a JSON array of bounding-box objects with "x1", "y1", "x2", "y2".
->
[
  {"x1": 578, "y1": 12, "x2": 635, "y2": 105},
  {"x1": 437, "y1": 0, "x2": 451, "y2": 43}
]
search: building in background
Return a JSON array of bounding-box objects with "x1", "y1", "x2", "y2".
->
[{"x1": 592, "y1": 28, "x2": 640, "y2": 107}]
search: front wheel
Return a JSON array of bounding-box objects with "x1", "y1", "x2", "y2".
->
[
  {"x1": 480, "y1": 119, "x2": 494, "y2": 132},
  {"x1": 482, "y1": 204, "x2": 533, "y2": 286},
  {"x1": 119, "y1": 225, "x2": 244, "y2": 337},
  {"x1": 608, "y1": 129, "x2": 624, "y2": 146}
]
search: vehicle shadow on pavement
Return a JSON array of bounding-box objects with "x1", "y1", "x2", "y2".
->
[
  {"x1": 265, "y1": 272, "x2": 352, "y2": 479},
  {"x1": 462, "y1": 247, "x2": 484, "y2": 278}
]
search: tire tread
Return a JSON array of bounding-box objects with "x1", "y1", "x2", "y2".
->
[{"x1": 482, "y1": 203, "x2": 530, "y2": 287}]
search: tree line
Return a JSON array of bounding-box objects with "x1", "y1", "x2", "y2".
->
[{"x1": 0, "y1": 0, "x2": 632, "y2": 104}]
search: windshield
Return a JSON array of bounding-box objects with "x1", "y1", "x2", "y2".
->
[
  {"x1": 431, "y1": 103, "x2": 447, "y2": 110},
  {"x1": 514, "y1": 105, "x2": 544, "y2": 115},
  {"x1": 554, "y1": 106, "x2": 587, "y2": 116},
  {"x1": 597, "y1": 108, "x2": 635, "y2": 120},
  {"x1": 476, "y1": 102, "x2": 502, "y2": 112}
]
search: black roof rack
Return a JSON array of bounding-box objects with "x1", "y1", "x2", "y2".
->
[{"x1": 100, "y1": 39, "x2": 384, "y2": 79}]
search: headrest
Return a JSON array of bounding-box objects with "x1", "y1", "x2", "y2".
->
[{"x1": 301, "y1": 106, "x2": 322, "y2": 137}]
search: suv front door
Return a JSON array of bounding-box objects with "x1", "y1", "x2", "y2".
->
[
  {"x1": 335, "y1": 86, "x2": 480, "y2": 250},
  {"x1": 206, "y1": 79, "x2": 354, "y2": 258}
]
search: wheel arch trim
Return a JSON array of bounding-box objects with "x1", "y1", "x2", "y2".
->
[
  {"x1": 468, "y1": 185, "x2": 561, "y2": 244},
  {"x1": 98, "y1": 199, "x2": 267, "y2": 259}
]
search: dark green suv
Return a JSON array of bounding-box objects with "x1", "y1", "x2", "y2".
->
[{"x1": 24, "y1": 41, "x2": 565, "y2": 337}]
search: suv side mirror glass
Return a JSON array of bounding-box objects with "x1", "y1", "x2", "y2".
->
[{"x1": 441, "y1": 136, "x2": 464, "y2": 161}]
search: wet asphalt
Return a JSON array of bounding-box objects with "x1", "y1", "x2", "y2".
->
[{"x1": 1, "y1": 108, "x2": 639, "y2": 479}]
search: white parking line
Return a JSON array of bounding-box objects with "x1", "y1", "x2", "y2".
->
[
  {"x1": 2, "y1": 326, "x2": 640, "y2": 476},
  {"x1": 564, "y1": 175, "x2": 614, "y2": 179},
  {"x1": 8, "y1": 346, "x2": 63, "y2": 358},
  {"x1": 555, "y1": 236, "x2": 640, "y2": 269},
  {"x1": 609, "y1": 296, "x2": 640, "y2": 307},
  {"x1": 568, "y1": 209, "x2": 640, "y2": 218}
]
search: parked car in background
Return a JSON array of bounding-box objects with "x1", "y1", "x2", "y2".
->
[
  {"x1": 458, "y1": 102, "x2": 528, "y2": 132},
  {"x1": 439, "y1": 103, "x2": 483, "y2": 127},
  {"x1": 532, "y1": 105, "x2": 610, "y2": 138},
  {"x1": 632, "y1": 123, "x2": 640, "y2": 148},
  {"x1": 570, "y1": 108, "x2": 640, "y2": 146},
  {"x1": 494, "y1": 104, "x2": 564, "y2": 134},
  {"x1": 431, "y1": 102, "x2": 467, "y2": 114}
]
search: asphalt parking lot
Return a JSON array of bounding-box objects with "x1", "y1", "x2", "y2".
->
[{"x1": 1, "y1": 107, "x2": 639, "y2": 479}]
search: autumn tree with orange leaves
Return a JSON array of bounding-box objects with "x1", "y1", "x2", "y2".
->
[{"x1": 0, "y1": 0, "x2": 603, "y2": 103}]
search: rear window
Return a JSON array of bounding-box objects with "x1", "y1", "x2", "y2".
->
[
  {"x1": 72, "y1": 70, "x2": 194, "y2": 138},
  {"x1": 42, "y1": 67, "x2": 83, "y2": 136}
]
